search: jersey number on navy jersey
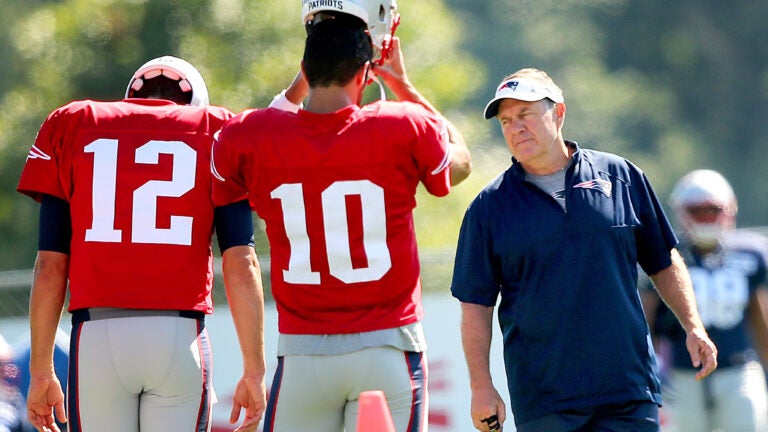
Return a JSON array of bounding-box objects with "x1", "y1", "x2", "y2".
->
[
  {"x1": 272, "y1": 180, "x2": 392, "y2": 284},
  {"x1": 689, "y1": 266, "x2": 749, "y2": 330},
  {"x1": 84, "y1": 139, "x2": 196, "y2": 245}
]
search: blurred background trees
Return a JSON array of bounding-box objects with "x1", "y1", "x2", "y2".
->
[{"x1": 1, "y1": 0, "x2": 767, "y2": 272}]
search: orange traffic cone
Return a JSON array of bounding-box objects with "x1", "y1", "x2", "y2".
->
[{"x1": 356, "y1": 390, "x2": 396, "y2": 432}]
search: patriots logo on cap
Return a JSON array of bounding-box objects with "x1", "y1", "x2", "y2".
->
[
  {"x1": 27, "y1": 145, "x2": 51, "y2": 161},
  {"x1": 498, "y1": 81, "x2": 519, "y2": 92},
  {"x1": 573, "y1": 179, "x2": 612, "y2": 197}
]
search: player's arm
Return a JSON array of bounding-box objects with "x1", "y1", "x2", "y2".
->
[
  {"x1": 460, "y1": 302, "x2": 506, "y2": 432},
  {"x1": 649, "y1": 248, "x2": 717, "y2": 380},
  {"x1": 28, "y1": 194, "x2": 70, "y2": 432},
  {"x1": 214, "y1": 200, "x2": 266, "y2": 431},
  {"x1": 372, "y1": 37, "x2": 471, "y2": 186},
  {"x1": 445, "y1": 125, "x2": 471, "y2": 186},
  {"x1": 269, "y1": 70, "x2": 309, "y2": 113},
  {"x1": 746, "y1": 285, "x2": 768, "y2": 368}
]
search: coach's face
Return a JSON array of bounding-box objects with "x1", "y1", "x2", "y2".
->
[{"x1": 497, "y1": 98, "x2": 565, "y2": 173}]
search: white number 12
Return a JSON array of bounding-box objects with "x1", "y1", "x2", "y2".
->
[{"x1": 83, "y1": 139, "x2": 196, "y2": 245}]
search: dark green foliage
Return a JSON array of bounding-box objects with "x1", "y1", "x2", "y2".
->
[{"x1": 1, "y1": 0, "x2": 768, "y2": 275}]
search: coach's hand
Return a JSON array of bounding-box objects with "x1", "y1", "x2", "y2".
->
[
  {"x1": 470, "y1": 386, "x2": 506, "y2": 431},
  {"x1": 686, "y1": 327, "x2": 718, "y2": 381},
  {"x1": 230, "y1": 373, "x2": 266, "y2": 432},
  {"x1": 27, "y1": 375, "x2": 66, "y2": 432}
]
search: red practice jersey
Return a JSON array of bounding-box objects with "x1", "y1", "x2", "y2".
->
[
  {"x1": 18, "y1": 99, "x2": 234, "y2": 313},
  {"x1": 212, "y1": 102, "x2": 452, "y2": 334}
]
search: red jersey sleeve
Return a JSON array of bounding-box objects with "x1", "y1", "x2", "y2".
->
[
  {"x1": 408, "y1": 107, "x2": 452, "y2": 197},
  {"x1": 366, "y1": 101, "x2": 452, "y2": 197},
  {"x1": 18, "y1": 106, "x2": 72, "y2": 202},
  {"x1": 211, "y1": 111, "x2": 254, "y2": 207}
]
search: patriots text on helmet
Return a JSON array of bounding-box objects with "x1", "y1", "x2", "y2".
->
[{"x1": 307, "y1": 0, "x2": 344, "y2": 12}]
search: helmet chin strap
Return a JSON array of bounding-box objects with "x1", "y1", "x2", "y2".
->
[
  {"x1": 368, "y1": 74, "x2": 387, "y2": 101},
  {"x1": 365, "y1": 12, "x2": 400, "y2": 102}
]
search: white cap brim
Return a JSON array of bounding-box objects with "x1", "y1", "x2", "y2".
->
[{"x1": 483, "y1": 78, "x2": 564, "y2": 119}]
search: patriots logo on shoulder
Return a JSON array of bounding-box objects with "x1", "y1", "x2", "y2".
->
[
  {"x1": 573, "y1": 178, "x2": 612, "y2": 197},
  {"x1": 27, "y1": 145, "x2": 51, "y2": 161}
]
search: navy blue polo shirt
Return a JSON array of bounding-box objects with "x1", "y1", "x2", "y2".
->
[{"x1": 451, "y1": 141, "x2": 677, "y2": 425}]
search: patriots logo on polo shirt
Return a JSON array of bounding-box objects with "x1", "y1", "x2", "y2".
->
[
  {"x1": 552, "y1": 189, "x2": 566, "y2": 200},
  {"x1": 573, "y1": 179, "x2": 612, "y2": 197}
]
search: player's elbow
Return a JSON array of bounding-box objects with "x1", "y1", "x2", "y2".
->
[{"x1": 450, "y1": 146, "x2": 472, "y2": 186}]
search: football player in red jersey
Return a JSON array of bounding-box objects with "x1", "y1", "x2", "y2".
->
[
  {"x1": 18, "y1": 56, "x2": 267, "y2": 432},
  {"x1": 211, "y1": 13, "x2": 471, "y2": 432}
]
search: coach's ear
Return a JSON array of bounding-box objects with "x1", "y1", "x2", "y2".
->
[{"x1": 554, "y1": 101, "x2": 566, "y2": 129}]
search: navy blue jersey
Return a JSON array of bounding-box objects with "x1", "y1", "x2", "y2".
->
[
  {"x1": 654, "y1": 231, "x2": 768, "y2": 369},
  {"x1": 451, "y1": 142, "x2": 677, "y2": 425}
]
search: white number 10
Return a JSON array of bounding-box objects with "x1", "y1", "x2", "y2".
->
[
  {"x1": 271, "y1": 180, "x2": 392, "y2": 285},
  {"x1": 83, "y1": 139, "x2": 196, "y2": 245}
]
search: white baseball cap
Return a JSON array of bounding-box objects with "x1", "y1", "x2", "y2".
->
[{"x1": 483, "y1": 78, "x2": 564, "y2": 119}]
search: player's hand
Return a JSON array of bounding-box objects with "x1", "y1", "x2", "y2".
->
[
  {"x1": 229, "y1": 374, "x2": 266, "y2": 432},
  {"x1": 685, "y1": 327, "x2": 718, "y2": 380},
  {"x1": 470, "y1": 386, "x2": 506, "y2": 431},
  {"x1": 370, "y1": 37, "x2": 408, "y2": 89},
  {"x1": 27, "y1": 375, "x2": 66, "y2": 432}
]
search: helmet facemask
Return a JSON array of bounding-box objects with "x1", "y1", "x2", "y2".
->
[
  {"x1": 125, "y1": 56, "x2": 209, "y2": 106},
  {"x1": 670, "y1": 169, "x2": 737, "y2": 249},
  {"x1": 678, "y1": 203, "x2": 734, "y2": 248}
]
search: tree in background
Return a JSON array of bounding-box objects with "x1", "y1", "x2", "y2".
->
[
  {"x1": 448, "y1": 0, "x2": 768, "y2": 229},
  {"x1": 0, "y1": 0, "x2": 484, "y2": 271},
  {"x1": 4, "y1": 0, "x2": 768, "y2": 272}
]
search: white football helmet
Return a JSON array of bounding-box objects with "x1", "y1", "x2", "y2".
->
[
  {"x1": 0, "y1": 333, "x2": 15, "y2": 383},
  {"x1": 301, "y1": 0, "x2": 399, "y2": 53},
  {"x1": 125, "y1": 55, "x2": 209, "y2": 106},
  {"x1": 669, "y1": 169, "x2": 737, "y2": 247}
]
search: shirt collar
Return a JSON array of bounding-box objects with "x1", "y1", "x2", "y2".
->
[{"x1": 510, "y1": 140, "x2": 580, "y2": 179}]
